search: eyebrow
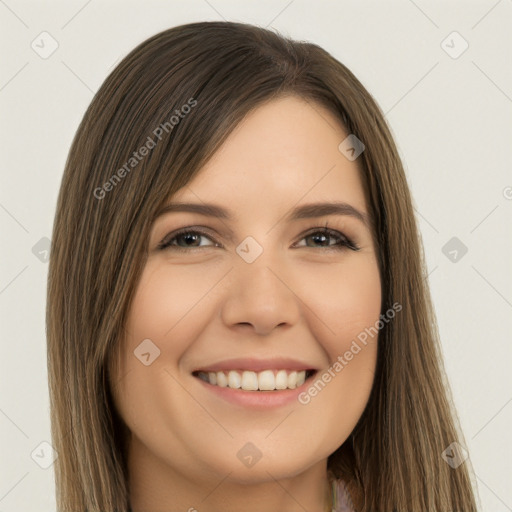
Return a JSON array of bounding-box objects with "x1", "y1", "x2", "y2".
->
[{"x1": 154, "y1": 201, "x2": 371, "y2": 229}]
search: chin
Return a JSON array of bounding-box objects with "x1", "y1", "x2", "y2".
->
[{"x1": 203, "y1": 447, "x2": 323, "y2": 485}]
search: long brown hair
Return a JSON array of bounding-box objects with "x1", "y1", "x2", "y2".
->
[{"x1": 47, "y1": 21, "x2": 478, "y2": 511}]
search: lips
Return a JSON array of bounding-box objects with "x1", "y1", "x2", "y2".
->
[{"x1": 191, "y1": 357, "x2": 319, "y2": 374}]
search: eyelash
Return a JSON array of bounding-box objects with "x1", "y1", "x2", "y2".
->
[{"x1": 157, "y1": 223, "x2": 360, "y2": 253}]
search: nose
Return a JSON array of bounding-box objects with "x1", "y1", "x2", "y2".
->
[{"x1": 219, "y1": 254, "x2": 301, "y2": 336}]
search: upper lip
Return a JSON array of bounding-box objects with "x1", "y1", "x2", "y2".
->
[{"x1": 192, "y1": 357, "x2": 319, "y2": 373}]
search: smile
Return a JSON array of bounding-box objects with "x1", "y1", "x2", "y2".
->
[{"x1": 193, "y1": 369, "x2": 316, "y2": 391}]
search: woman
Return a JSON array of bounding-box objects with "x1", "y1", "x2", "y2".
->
[{"x1": 47, "y1": 21, "x2": 478, "y2": 511}]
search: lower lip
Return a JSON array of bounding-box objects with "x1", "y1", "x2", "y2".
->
[{"x1": 192, "y1": 373, "x2": 316, "y2": 409}]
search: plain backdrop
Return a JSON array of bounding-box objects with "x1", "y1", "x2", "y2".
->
[{"x1": 1, "y1": 1, "x2": 511, "y2": 511}]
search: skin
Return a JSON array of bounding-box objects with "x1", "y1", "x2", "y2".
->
[{"x1": 111, "y1": 95, "x2": 382, "y2": 512}]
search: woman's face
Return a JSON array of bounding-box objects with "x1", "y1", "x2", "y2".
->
[{"x1": 111, "y1": 95, "x2": 381, "y2": 489}]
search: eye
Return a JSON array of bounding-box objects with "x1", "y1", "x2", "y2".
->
[
  {"x1": 293, "y1": 227, "x2": 360, "y2": 252},
  {"x1": 157, "y1": 228, "x2": 218, "y2": 251}
]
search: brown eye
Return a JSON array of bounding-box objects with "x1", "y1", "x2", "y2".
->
[
  {"x1": 158, "y1": 229, "x2": 218, "y2": 251},
  {"x1": 295, "y1": 228, "x2": 359, "y2": 251}
]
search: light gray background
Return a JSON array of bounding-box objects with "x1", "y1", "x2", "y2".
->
[{"x1": 1, "y1": 1, "x2": 511, "y2": 511}]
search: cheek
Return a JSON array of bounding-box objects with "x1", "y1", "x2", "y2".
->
[
  {"x1": 295, "y1": 252, "x2": 382, "y2": 350},
  {"x1": 112, "y1": 263, "x2": 218, "y2": 409},
  {"x1": 125, "y1": 262, "x2": 226, "y2": 348},
  {"x1": 292, "y1": 253, "x2": 381, "y2": 440},
  {"x1": 110, "y1": 263, "x2": 227, "y2": 452}
]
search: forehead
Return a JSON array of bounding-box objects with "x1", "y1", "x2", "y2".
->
[{"x1": 171, "y1": 95, "x2": 368, "y2": 216}]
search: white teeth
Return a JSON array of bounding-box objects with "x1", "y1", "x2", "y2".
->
[
  {"x1": 241, "y1": 371, "x2": 259, "y2": 390},
  {"x1": 228, "y1": 371, "x2": 241, "y2": 389},
  {"x1": 197, "y1": 369, "x2": 309, "y2": 391},
  {"x1": 258, "y1": 370, "x2": 275, "y2": 390},
  {"x1": 216, "y1": 371, "x2": 228, "y2": 387},
  {"x1": 275, "y1": 370, "x2": 288, "y2": 389}
]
